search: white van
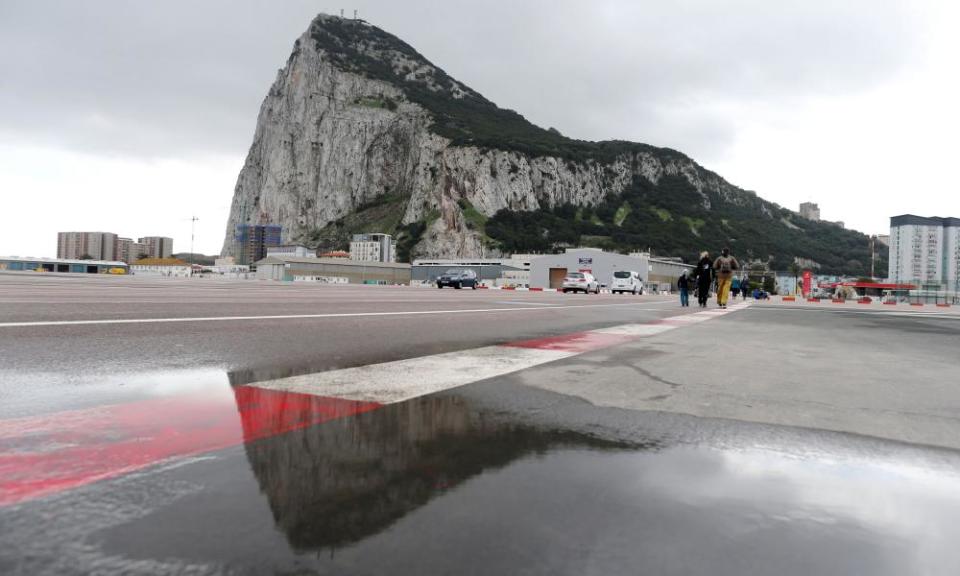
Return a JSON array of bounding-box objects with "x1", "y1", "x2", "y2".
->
[{"x1": 611, "y1": 270, "x2": 644, "y2": 295}]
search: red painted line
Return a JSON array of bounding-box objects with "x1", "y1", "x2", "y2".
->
[
  {"x1": 937, "y1": 304, "x2": 951, "y2": 308},
  {"x1": 529, "y1": 287, "x2": 543, "y2": 292},
  {"x1": 0, "y1": 387, "x2": 380, "y2": 506},
  {"x1": 911, "y1": 303, "x2": 924, "y2": 307},
  {"x1": 807, "y1": 298, "x2": 820, "y2": 303},
  {"x1": 504, "y1": 331, "x2": 635, "y2": 353},
  {"x1": 884, "y1": 301, "x2": 897, "y2": 305}
]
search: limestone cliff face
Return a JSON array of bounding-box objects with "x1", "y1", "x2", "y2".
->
[{"x1": 221, "y1": 15, "x2": 746, "y2": 259}]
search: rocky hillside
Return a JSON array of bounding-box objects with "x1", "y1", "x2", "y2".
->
[{"x1": 222, "y1": 14, "x2": 882, "y2": 275}]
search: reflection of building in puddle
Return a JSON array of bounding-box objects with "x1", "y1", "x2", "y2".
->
[{"x1": 235, "y1": 391, "x2": 638, "y2": 552}]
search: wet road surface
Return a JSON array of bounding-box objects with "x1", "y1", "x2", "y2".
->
[
  {"x1": 3, "y1": 382, "x2": 960, "y2": 575},
  {"x1": 2, "y1": 274, "x2": 960, "y2": 575}
]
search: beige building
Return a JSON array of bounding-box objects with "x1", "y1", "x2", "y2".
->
[
  {"x1": 139, "y1": 236, "x2": 174, "y2": 259},
  {"x1": 350, "y1": 233, "x2": 396, "y2": 263},
  {"x1": 57, "y1": 231, "x2": 118, "y2": 261},
  {"x1": 115, "y1": 238, "x2": 150, "y2": 264},
  {"x1": 799, "y1": 202, "x2": 821, "y2": 221}
]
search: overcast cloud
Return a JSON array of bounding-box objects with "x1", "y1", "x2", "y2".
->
[{"x1": 1, "y1": 0, "x2": 957, "y2": 257}]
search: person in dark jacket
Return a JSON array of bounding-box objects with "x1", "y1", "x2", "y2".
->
[
  {"x1": 677, "y1": 271, "x2": 690, "y2": 307},
  {"x1": 694, "y1": 251, "x2": 713, "y2": 307}
]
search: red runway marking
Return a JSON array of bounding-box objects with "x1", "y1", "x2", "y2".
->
[
  {"x1": 504, "y1": 331, "x2": 635, "y2": 353},
  {"x1": 0, "y1": 387, "x2": 381, "y2": 506}
]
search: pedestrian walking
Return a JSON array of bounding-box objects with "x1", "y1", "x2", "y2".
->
[
  {"x1": 712, "y1": 247, "x2": 740, "y2": 309},
  {"x1": 731, "y1": 276, "x2": 741, "y2": 300},
  {"x1": 741, "y1": 275, "x2": 750, "y2": 300},
  {"x1": 677, "y1": 271, "x2": 690, "y2": 307},
  {"x1": 695, "y1": 251, "x2": 713, "y2": 307}
]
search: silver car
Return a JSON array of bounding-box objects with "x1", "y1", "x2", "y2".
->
[{"x1": 562, "y1": 272, "x2": 600, "y2": 294}]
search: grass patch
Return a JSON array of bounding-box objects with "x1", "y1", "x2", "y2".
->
[
  {"x1": 457, "y1": 198, "x2": 488, "y2": 232},
  {"x1": 353, "y1": 96, "x2": 398, "y2": 111},
  {"x1": 613, "y1": 202, "x2": 632, "y2": 227},
  {"x1": 682, "y1": 216, "x2": 705, "y2": 236},
  {"x1": 651, "y1": 207, "x2": 672, "y2": 222}
]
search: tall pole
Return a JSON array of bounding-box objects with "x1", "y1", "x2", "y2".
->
[
  {"x1": 189, "y1": 216, "x2": 199, "y2": 277},
  {"x1": 870, "y1": 235, "x2": 876, "y2": 279}
]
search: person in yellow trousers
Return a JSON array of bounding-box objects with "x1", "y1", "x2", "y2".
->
[{"x1": 713, "y1": 247, "x2": 740, "y2": 309}]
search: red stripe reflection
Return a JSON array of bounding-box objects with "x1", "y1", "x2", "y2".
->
[{"x1": 0, "y1": 387, "x2": 380, "y2": 506}]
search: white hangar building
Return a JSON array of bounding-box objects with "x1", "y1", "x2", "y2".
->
[{"x1": 529, "y1": 248, "x2": 693, "y2": 291}]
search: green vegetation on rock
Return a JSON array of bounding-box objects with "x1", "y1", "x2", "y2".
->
[
  {"x1": 613, "y1": 203, "x2": 631, "y2": 227},
  {"x1": 457, "y1": 199, "x2": 488, "y2": 232},
  {"x1": 485, "y1": 174, "x2": 887, "y2": 275},
  {"x1": 305, "y1": 191, "x2": 408, "y2": 253}
]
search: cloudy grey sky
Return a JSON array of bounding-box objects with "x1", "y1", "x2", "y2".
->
[{"x1": 1, "y1": 0, "x2": 957, "y2": 257}]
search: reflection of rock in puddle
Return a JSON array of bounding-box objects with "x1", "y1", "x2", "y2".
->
[
  {"x1": 231, "y1": 389, "x2": 960, "y2": 575},
  {"x1": 238, "y1": 393, "x2": 641, "y2": 552}
]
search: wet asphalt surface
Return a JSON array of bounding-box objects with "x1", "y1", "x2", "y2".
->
[{"x1": 2, "y1": 274, "x2": 960, "y2": 575}]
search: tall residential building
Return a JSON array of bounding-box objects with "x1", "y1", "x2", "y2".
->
[
  {"x1": 57, "y1": 231, "x2": 118, "y2": 261},
  {"x1": 889, "y1": 215, "x2": 960, "y2": 291},
  {"x1": 115, "y1": 238, "x2": 150, "y2": 264},
  {"x1": 235, "y1": 224, "x2": 282, "y2": 265},
  {"x1": 138, "y1": 236, "x2": 173, "y2": 259},
  {"x1": 350, "y1": 233, "x2": 396, "y2": 263},
  {"x1": 799, "y1": 202, "x2": 821, "y2": 221}
]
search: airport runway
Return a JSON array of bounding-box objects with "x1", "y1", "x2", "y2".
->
[{"x1": 2, "y1": 273, "x2": 960, "y2": 575}]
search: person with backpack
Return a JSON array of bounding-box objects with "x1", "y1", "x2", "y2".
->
[
  {"x1": 694, "y1": 251, "x2": 713, "y2": 307},
  {"x1": 677, "y1": 271, "x2": 690, "y2": 307},
  {"x1": 713, "y1": 247, "x2": 740, "y2": 309}
]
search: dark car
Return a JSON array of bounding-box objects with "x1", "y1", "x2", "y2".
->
[{"x1": 436, "y1": 268, "x2": 478, "y2": 289}]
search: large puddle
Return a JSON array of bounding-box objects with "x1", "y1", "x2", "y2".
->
[{"x1": 3, "y1": 387, "x2": 960, "y2": 575}]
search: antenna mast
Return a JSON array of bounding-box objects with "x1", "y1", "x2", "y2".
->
[{"x1": 189, "y1": 216, "x2": 199, "y2": 276}]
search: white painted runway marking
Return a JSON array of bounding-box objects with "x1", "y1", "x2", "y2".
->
[
  {"x1": 252, "y1": 345, "x2": 573, "y2": 404},
  {"x1": 0, "y1": 302, "x2": 672, "y2": 328},
  {"x1": 248, "y1": 302, "x2": 752, "y2": 403}
]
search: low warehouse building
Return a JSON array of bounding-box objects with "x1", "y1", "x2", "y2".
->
[
  {"x1": 254, "y1": 255, "x2": 411, "y2": 284},
  {"x1": 0, "y1": 256, "x2": 128, "y2": 274},
  {"x1": 529, "y1": 248, "x2": 692, "y2": 291},
  {"x1": 411, "y1": 259, "x2": 522, "y2": 285}
]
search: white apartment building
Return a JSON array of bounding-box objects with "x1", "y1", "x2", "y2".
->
[
  {"x1": 266, "y1": 245, "x2": 315, "y2": 258},
  {"x1": 350, "y1": 233, "x2": 396, "y2": 263},
  {"x1": 889, "y1": 215, "x2": 960, "y2": 291}
]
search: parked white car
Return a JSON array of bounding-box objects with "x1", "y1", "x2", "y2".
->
[
  {"x1": 610, "y1": 270, "x2": 644, "y2": 295},
  {"x1": 561, "y1": 272, "x2": 600, "y2": 294}
]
